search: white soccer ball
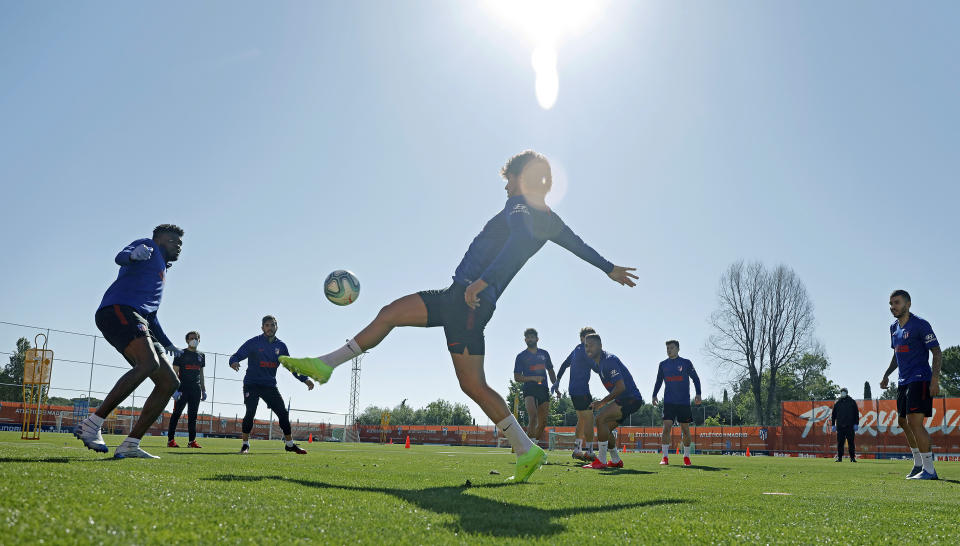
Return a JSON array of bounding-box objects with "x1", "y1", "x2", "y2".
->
[{"x1": 324, "y1": 270, "x2": 360, "y2": 306}]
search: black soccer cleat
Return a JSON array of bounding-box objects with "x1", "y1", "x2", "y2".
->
[{"x1": 285, "y1": 443, "x2": 307, "y2": 455}]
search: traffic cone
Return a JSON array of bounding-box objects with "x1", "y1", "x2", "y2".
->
[
  {"x1": 676, "y1": 446, "x2": 680, "y2": 455},
  {"x1": 746, "y1": 447, "x2": 751, "y2": 457},
  {"x1": 308, "y1": 433, "x2": 313, "y2": 443},
  {"x1": 389, "y1": 437, "x2": 393, "y2": 445},
  {"x1": 404, "y1": 435, "x2": 410, "y2": 449}
]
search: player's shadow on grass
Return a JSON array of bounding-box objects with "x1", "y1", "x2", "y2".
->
[
  {"x1": 203, "y1": 474, "x2": 690, "y2": 537},
  {"x1": 597, "y1": 468, "x2": 654, "y2": 476},
  {"x1": 681, "y1": 465, "x2": 728, "y2": 472}
]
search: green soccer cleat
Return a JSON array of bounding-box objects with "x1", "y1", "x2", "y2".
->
[
  {"x1": 506, "y1": 444, "x2": 547, "y2": 483},
  {"x1": 279, "y1": 356, "x2": 334, "y2": 384}
]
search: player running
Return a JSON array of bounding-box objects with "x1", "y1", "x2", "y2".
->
[
  {"x1": 513, "y1": 328, "x2": 556, "y2": 445},
  {"x1": 74, "y1": 224, "x2": 185, "y2": 459},
  {"x1": 652, "y1": 340, "x2": 701, "y2": 467},
  {"x1": 229, "y1": 316, "x2": 314, "y2": 455},
  {"x1": 879, "y1": 290, "x2": 942, "y2": 480},
  {"x1": 580, "y1": 334, "x2": 644, "y2": 469},
  {"x1": 167, "y1": 330, "x2": 206, "y2": 448},
  {"x1": 553, "y1": 326, "x2": 600, "y2": 461},
  {"x1": 281, "y1": 151, "x2": 637, "y2": 482}
]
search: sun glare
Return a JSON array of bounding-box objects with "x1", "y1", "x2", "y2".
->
[{"x1": 486, "y1": 0, "x2": 606, "y2": 110}]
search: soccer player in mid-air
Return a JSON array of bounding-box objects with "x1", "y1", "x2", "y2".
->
[
  {"x1": 75, "y1": 224, "x2": 184, "y2": 459},
  {"x1": 580, "y1": 334, "x2": 644, "y2": 469},
  {"x1": 553, "y1": 326, "x2": 600, "y2": 461},
  {"x1": 281, "y1": 151, "x2": 637, "y2": 482},
  {"x1": 879, "y1": 290, "x2": 942, "y2": 480},
  {"x1": 652, "y1": 339, "x2": 701, "y2": 466},
  {"x1": 229, "y1": 315, "x2": 314, "y2": 454},
  {"x1": 167, "y1": 330, "x2": 206, "y2": 448},
  {"x1": 513, "y1": 328, "x2": 556, "y2": 445}
]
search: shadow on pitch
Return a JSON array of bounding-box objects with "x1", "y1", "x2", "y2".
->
[
  {"x1": 202, "y1": 474, "x2": 690, "y2": 537},
  {"x1": 681, "y1": 465, "x2": 728, "y2": 472},
  {"x1": 597, "y1": 468, "x2": 654, "y2": 476}
]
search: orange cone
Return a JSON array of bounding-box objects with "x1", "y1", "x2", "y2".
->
[
  {"x1": 404, "y1": 435, "x2": 411, "y2": 449},
  {"x1": 745, "y1": 447, "x2": 751, "y2": 457},
  {"x1": 389, "y1": 438, "x2": 393, "y2": 445},
  {"x1": 676, "y1": 446, "x2": 680, "y2": 455},
  {"x1": 308, "y1": 433, "x2": 313, "y2": 443}
]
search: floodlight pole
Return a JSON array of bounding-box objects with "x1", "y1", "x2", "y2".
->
[{"x1": 348, "y1": 352, "x2": 365, "y2": 442}]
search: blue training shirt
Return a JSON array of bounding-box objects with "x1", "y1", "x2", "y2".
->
[
  {"x1": 230, "y1": 334, "x2": 308, "y2": 387},
  {"x1": 556, "y1": 344, "x2": 599, "y2": 396},
  {"x1": 652, "y1": 357, "x2": 701, "y2": 405},
  {"x1": 597, "y1": 352, "x2": 643, "y2": 404},
  {"x1": 452, "y1": 195, "x2": 614, "y2": 304},
  {"x1": 98, "y1": 238, "x2": 173, "y2": 347},
  {"x1": 514, "y1": 348, "x2": 553, "y2": 385},
  {"x1": 891, "y1": 313, "x2": 939, "y2": 386}
]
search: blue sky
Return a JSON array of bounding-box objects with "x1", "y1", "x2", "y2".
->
[{"x1": 1, "y1": 1, "x2": 958, "y2": 426}]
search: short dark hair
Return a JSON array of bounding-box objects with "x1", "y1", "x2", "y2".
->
[
  {"x1": 153, "y1": 224, "x2": 184, "y2": 239},
  {"x1": 262, "y1": 315, "x2": 277, "y2": 325},
  {"x1": 579, "y1": 326, "x2": 596, "y2": 338},
  {"x1": 524, "y1": 328, "x2": 538, "y2": 337},
  {"x1": 500, "y1": 150, "x2": 550, "y2": 181},
  {"x1": 185, "y1": 331, "x2": 199, "y2": 342},
  {"x1": 666, "y1": 340, "x2": 679, "y2": 349},
  {"x1": 584, "y1": 333, "x2": 602, "y2": 345},
  {"x1": 890, "y1": 289, "x2": 911, "y2": 303}
]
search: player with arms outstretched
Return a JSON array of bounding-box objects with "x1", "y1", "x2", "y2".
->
[
  {"x1": 652, "y1": 339, "x2": 701, "y2": 466},
  {"x1": 281, "y1": 151, "x2": 637, "y2": 482},
  {"x1": 580, "y1": 334, "x2": 644, "y2": 469},
  {"x1": 513, "y1": 327, "x2": 556, "y2": 445}
]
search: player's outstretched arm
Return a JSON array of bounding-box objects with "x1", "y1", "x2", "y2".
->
[
  {"x1": 879, "y1": 355, "x2": 897, "y2": 389},
  {"x1": 607, "y1": 266, "x2": 638, "y2": 287}
]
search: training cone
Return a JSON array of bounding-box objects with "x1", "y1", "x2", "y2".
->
[
  {"x1": 404, "y1": 436, "x2": 410, "y2": 449},
  {"x1": 746, "y1": 447, "x2": 751, "y2": 457},
  {"x1": 677, "y1": 446, "x2": 680, "y2": 455},
  {"x1": 389, "y1": 438, "x2": 393, "y2": 445},
  {"x1": 308, "y1": 433, "x2": 313, "y2": 443}
]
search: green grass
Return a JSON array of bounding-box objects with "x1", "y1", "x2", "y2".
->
[{"x1": 0, "y1": 431, "x2": 957, "y2": 544}]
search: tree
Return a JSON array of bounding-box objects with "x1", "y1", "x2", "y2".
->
[
  {"x1": 450, "y1": 403, "x2": 472, "y2": 425},
  {"x1": 390, "y1": 400, "x2": 416, "y2": 425},
  {"x1": 505, "y1": 380, "x2": 528, "y2": 424},
  {"x1": 863, "y1": 381, "x2": 872, "y2": 400},
  {"x1": 421, "y1": 399, "x2": 454, "y2": 425},
  {"x1": 355, "y1": 405, "x2": 387, "y2": 425},
  {"x1": 0, "y1": 337, "x2": 31, "y2": 402},
  {"x1": 940, "y1": 346, "x2": 960, "y2": 396},
  {"x1": 880, "y1": 384, "x2": 898, "y2": 400},
  {"x1": 706, "y1": 262, "x2": 816, "y2": 425}
]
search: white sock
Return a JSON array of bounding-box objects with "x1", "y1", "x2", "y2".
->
[
  {"x1": 497, "y1": 415, "x2": 533, "y2": 455},
  {"x1": 318, "y1": 338, "x2": 363, "y2": 369},
  {"x1": 911, "y1": 447, "x2": 921, "y2": 466},
  {"x1": 683, "y1": 444, "x2": 691, "y2": 457},
  {"x1": 86, "y1": 414, "x2": 104, "y2": 428},
  {"x1": 242, "y1": 440, "x2": 250, "y2": 447},
  {"x1": 121, "y1": 437, "x2": 140, "y2": 447},
  {"x1": 610, "y1": 447, "x2": 621, "y2": 464},
  {"x1": 586, "y1": 442, "x2": 595, "y2": 455},
  {"x1": 662, "y1": 444, "x2": 670, "y2": 457},
  {"x1": 921, "y1": 452, "x2": 935, "y2": 473},
  {"x1": 574, "y1": 438, "x2": 583, "y2": 452},
  {"x1": 285, "y1": 440, "x2": 295, "y2": 447},
  {"x1": 598, "y1": 443, "x2": 608, "y2": 463}
]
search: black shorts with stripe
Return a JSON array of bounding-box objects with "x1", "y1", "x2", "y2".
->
[
  {"x1": 897, "y1": 380, "x2": 933, "y2": 417},
  {"x1": 522, "y1": 382, "x2": 551, "y2": 406},
  {"x1": 418, "y1": 283, "x2": 496, "y2": 356},
  {"x1": 95, "y1": 304, "x2": 165, "y2": 361}
]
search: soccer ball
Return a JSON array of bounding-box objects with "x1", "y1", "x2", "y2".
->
[{"x1": 324, "y1": 270, "x2": 360, "y2": 306}]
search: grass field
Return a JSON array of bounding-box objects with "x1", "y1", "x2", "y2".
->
[{"x1": 1, "y1": 431, "x2": 958, "y2": 544}]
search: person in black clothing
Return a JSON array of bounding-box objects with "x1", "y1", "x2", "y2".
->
[
  {"x1": 167, "y1": 331, "x2": 206, "y2": 448},
  {"x1": 831, "y1": 387, "x2": 860, "y2": 462}
]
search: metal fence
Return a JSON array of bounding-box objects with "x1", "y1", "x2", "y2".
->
[{"x1": 0, "y1": 320, "x2": 348, "y2": 440}]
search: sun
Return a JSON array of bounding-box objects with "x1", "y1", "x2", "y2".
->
[{"x1": 485, "y1": 0, "x2": 606, "y2": 110}]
